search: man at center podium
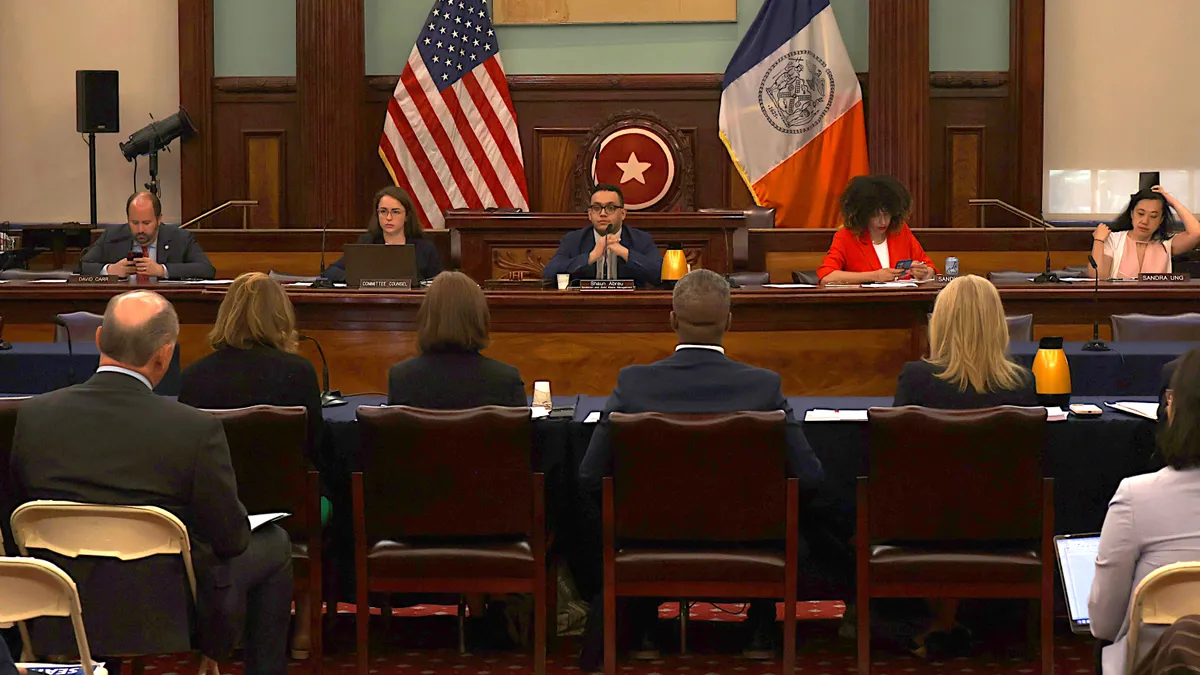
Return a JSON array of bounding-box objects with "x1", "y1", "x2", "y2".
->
[{"x1": 541, "y1": 184, "x2": 663, "y2": 287}]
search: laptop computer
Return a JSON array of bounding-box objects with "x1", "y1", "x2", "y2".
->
[
  {"x1": 1055, "y1": 533, "x2": 1101, "y2": 634},
  {"x1": 342, "y1": 244, "x2": 417, "y2": 288}
]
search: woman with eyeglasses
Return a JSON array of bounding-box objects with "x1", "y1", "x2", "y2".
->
[{"x1": 322, "y1": 186, "x2": 443, "y2": 283}]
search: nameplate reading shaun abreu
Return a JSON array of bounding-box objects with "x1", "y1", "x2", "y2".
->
[
  {"x1": 1139, "y1": 273, "x2": 1191, "y2": 283},
  {"x1": 579, "y1": 279, "x2": 635, "y2": 291},
  {"x1": 68, "y1": 275, "x2": 118, "y2": 284},
  {"x1": 359, "y1": 279, "x2": 412, "y2": 289}
]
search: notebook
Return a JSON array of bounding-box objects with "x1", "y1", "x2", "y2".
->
[{"x1": 1055, "y1": 533, "x2": 1101, "y2": 634}]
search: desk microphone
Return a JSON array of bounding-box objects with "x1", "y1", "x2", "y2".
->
[
  {"x1": 310, "y1": 219, "x2": 335, "y2": 289},
  {"x1": 0, "y1": 316, "x2": 11, "y2": 351},
  {"x1": 601, "y1": 223, "x2": 616, "y2": 280},
  {"x1": 1032, "y1": 210, "x2": 1062, "y2": 284},
  {"x1": 52, "y1": 317, "x2": 77, "y2": 385},
  {"x1": 299, "y1": 333, "x2": 346, "y2": 407},
  {"x1": 1081, "y1": 254, "x2": 1111, "y2": 352}
]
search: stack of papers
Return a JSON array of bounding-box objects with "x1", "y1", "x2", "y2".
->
[
  {"x1": 762, "y1": 283, "x2": 816, "y2": 289},
  {"x1": 1104, "y1": 401, "x2": 1159, "y2": 421},
  {"x1": 804, "y1": 409, "x2": 869, "y2": 422},
  {"x1": 861, "y1": 281, "x2": 918, "y2": 289}
]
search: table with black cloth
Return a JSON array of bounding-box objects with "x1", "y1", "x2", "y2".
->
[
  {"x1": 1009, "y1": 341, "x2": 1196, "y2": 396},
  {"x1": 0, "y1": 342, "x2": 182, "y2": 395},
  {"x1": 320, "y1": 394, "x2": 1161, "y2": 598}
]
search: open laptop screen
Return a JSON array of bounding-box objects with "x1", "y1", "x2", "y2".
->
[{"x1": 1055, "y1": 534, "x2": 1101, "y2": 633}]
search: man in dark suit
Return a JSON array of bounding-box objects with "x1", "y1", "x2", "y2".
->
[
  {"x1": 541, "y1": 184, "x2": 662, "y2": 287},
  {"x1": 576, "y1": 269, "x2": 823, "y2": 666},
  {"x1": 78, "y1": 192, "x2": 215, "y2": 280},
  {"x1": 10, "y1": 290, "x2": 291, "y2": 675}
]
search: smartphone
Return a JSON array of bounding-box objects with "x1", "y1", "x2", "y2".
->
[
  {"x1": 126, "y1": 251, "x2": 139, "y2": 262},
  {"x1": 1069, "y1": 404, "x2": 1102, "y2": 417},
  {"x1": 894, "y1": 259, "x2": 913, "y2": 270}
]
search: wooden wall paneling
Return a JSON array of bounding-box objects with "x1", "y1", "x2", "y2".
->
[
  {"x1": 1012, "y1": 0, "x2": 1046, "y2": 217},
  {"x1": 178, "y1": 0, "x2": 214, "y2": 220},
  {"x1": 211, "y1": 79, "x2": 300, "y2": 228},
  {"x1": 945, "y1": 126, "x2": 985, "y2": 228},
  {"x1": 534, "y1": 130, "x2": 586, "y2": 212},
  {"x1": 243, "y1": 131, "x2": 286, "y2": 228},
  {"x1": 868, "y1": 0, "x2": 930, "y2": 228},
  {"x1": 297, "y1": 0, "x2": 364, "y2": 231}
]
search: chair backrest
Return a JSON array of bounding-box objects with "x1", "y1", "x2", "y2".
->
[
  {"x1": 792, "y1": 270, "x2": 820, "y2": 286},
  {"x1": 1006, "y1": 314, "x2": 1035, "y2": 343},
  {"x1": 609, "y1": 411, "x2": 788, "y2": 542},
  {"x1": 356, "y1": 405, "x2": 533, "y2": 539},
  {"x1": 743, "y1": 207, "x2": 775, "y2": 229},
  {"x1": 1112, "y1": 313, "x2": 1200, "y2": 342},
  {"x1": 0, "y1": 557, "x2": 96, "y2": 675},
  {"x1": 268, "y1": 270, "x2": 319, "y2": 284},
  {"x1": 11, "y1": 501, "x2": 199, "y2": 600},
  {"x1": 1127, "y1": 562, "x2": 1200, "y2": 671},
  {"x1": 0, "y1": 270, "x2": 74, "y2": 281},
  {"x1": 0, "y1": 398, "x2": 27, "y2": 551},
  {"x1": 54, "y1": 311, "x2": 104, "y2": 345},
  {"x1": 867, "y1": 406, "x2": 1047, "y2": 541},
  {"x1": 729, "y1": 271, "x2": 769, "y2": 287},
  {"x1": 201, "y1": 406, "x2": 316, "y2": 537}
]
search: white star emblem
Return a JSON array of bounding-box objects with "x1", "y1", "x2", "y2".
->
[
  {"x1": 466, "y1": 21, "x2": 473, "y2": 28},
  {"x1": 455, "y1": 16, "x2": 461, "y2": 24},
  {"x1": 484, "y1": 43, "x2": 491, "y2": 50},
  {"x1": 433, "y1": 9, "x2": 440, "y2": 16},
  {"x1": 437, "y1": 40, "x2": 443, "y2": 47},
  {"x1": 459, "y1": 1, "x2": 465, "y2": 7},
  {"x1": 487, "y1": 29, "x2": 494, "y2": 36},
  {"x1": 428, "y1": 23, "x2": 435, "y2": 30},
  {"x1": 439, "y1": 27, "x2": 446, "y2": 33},
  {"x1": 475, "y1": 24, "x2": 482, "y2": 32},
  {"x1": 473, "y1": 39, "x2": 480, "y2": 46},
  {"x1": 470, "y1": 54, "x2": 477, "y2": 61},
  {"x1": 442, "y1": 73, "x2": 449, "y2": 81},
  {"x1": 452, "y1": 30, "x2": 459, "y2": 37},
  {"x1": 459, "y1": 48, "x2": 465, "y2": 55},
  {"x1": 457, "y1": 63, "x2": 463, "y2": 70},
  {"x1": 433, "y1": 55, "x2": 440, "y2": 63},
  {"x1": 478, "y1": 9, "x2": 485, "y2": 17},
  {"x1": 615, "y1": 152, "x2": 652, "y2": 185},
  {"x1": 424, "y1": 38, "x2": 431, "y2": 45}
]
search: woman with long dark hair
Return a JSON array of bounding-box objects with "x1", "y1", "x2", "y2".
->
[
  {"x1": 322, "y1": 186, "x2": 443, "y2": 282},
  {"x1": 1088, "y1": 186, "x2": 1200, "y2": 279}
]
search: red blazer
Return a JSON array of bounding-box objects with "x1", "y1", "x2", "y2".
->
[{"x1": 816, "y1": 224, "x2": 937, "y2": 280}]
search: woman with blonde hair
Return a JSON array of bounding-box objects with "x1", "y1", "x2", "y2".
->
[{"x1": 894, "y1": 274, "x2": 1037, "y2": 408}]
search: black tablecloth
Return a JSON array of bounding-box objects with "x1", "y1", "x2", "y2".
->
[
  {"x1": 0, "y1": 342, "x2": 181, "y2": 395},
  {"x1": 1009, "y1": 341, "x2": 1196, "y2": 396}
]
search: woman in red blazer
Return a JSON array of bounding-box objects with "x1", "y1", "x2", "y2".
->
[{"x1": 817, "y1": 175, "x2": 937, "y2": 284}]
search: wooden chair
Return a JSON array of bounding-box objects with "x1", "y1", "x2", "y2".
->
[
  {"x1": 603, "y1": 410, "x2": 797, "y2": 675},
  {"x1": 11, "y1": 501, "x2": 219, "y2": 675},
  {"x1": 792, "y1": 270, "x2": 820, "y2": 285},
  {"x1": 0, "y1": 556, "x2": 101, "y2": 675},
  {"x1": 1126, "y1": 562, "x2": 1200, "y2": 672},
  {"x1": 354, "y1": 405, "x2": 546, "y2": 675},
  {"x1": 858, "y1": 406, "x2": 1052, "y2": 675},
  {"x1": 268, "y1": 270, "x2": 319, "y2": 284},
  {"x1": 1111, "y1": 313, "x2": 1200, "y2": 342},
  {"x1": 926, "y1": 313, "x2": 1034, "y2": 343},
  {"x1": 202, "y1": 405, "x2": 323, "y2": 672},
  {"x1": 53, "y1": 311, "x2": 103, "y2": 345}
]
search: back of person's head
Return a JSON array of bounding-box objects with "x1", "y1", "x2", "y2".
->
[
  {"x1": 1110, "y1": 188, "x2": 1176, "y2": 240},
  {"x1": 1160, "y1": 349, "x2": 1200, "y2": 470},
  {"x1": 840, "y1": 174, "x2": 912, "y2": 235},
  {"x1": 208, "y1": 272, "x2": 298, "y2": 352},
  {"x1": 927, "y1": 275, "x2": 1027, "y2": 394},
  {"x1": 97, "y1": 290, "x2": 180, "y2": 375},
  {"x1": 670, "y1": 269, "x2": 731, "y2": 344},
  {"x1": 417, "y1": 271, "x2": 490, "y2": 353}
]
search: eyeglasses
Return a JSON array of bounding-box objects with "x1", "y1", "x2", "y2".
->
[
  {"x1": 377, "y1": 208, "x2": 406, "y2": 220},
  {"x1": 588, "y1": 204, "x2": 623, "y2": 215}
]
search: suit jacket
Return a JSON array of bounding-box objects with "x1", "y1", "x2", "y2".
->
[
  {"x1": 816, "y1": 224, "x2": 936, "y2": 281},
  {"x1": 78, "y1": 223, "x2": 216, "y2": 279},
  {"x1": 1090, "y1": 467, "x2": 1200, "y2": 675},
  {"x1": 388, "y1": 349, "x2": 526, "y2": 409},
  {"x1": 322, "y1": 232, "x2": 443, "y2": 282},
  {"x1": 178, "y1": 344, "x2": 324, "y2": 467},
  {"x1": 579, "y1": 347, "x2": 823, "y2": 492},
  {"x1": 10, "y1": 371, "x2": 249, "y2": 656},
  {"x1": 892, "y1": 360, "x2": 1038, "y2": 409},
  {"x1": 541, "y1": 225, "x2": 663, "y2": 288}
]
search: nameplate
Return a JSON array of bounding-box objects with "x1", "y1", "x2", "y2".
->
[
  {"x1": 359, "y1": 279, "x2": 412, "y2": 289},
  {"x1": 934, "y1": 275, "x2": 958, "y2": 283},
  {"x1": 1139, "y1": 273, "x2": 1190, "y2": 283},
  {"x1": 579, "y1": 279, "x2": 635, "y2": 291},
  {"x1": 68, "y1": 274, "x2": 118, "y2": 284}
]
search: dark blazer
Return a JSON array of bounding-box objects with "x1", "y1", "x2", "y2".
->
[
  {"x1": 892, "y1": 360, "x2": 1039, "y2": 409},
  {"x1": 10, "y1": 371, "x2": 249, "y2": 656},
  {"x1": 579, "y1": 347, "x2": 823, "y2": 492},
  {"x1": 78, "y1": 223, "x2": 216, "y2": 279},
  {"x1": 322, "y1": 232, "x2": 443, "y2": 282},
  {"x1": 388, "y1": 349, "x2": 526, "y2": 409},
  {"x1": 541, "y1": 224, "x2": 663, "y2": 288},
  {"x1": 178, "y1": 344, "x2": 324, "y2": 466}
]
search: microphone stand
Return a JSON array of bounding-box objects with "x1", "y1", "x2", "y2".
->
[
  {"x1": 1081, "y1": 254, "x2": 1110, "y2": 351},
  {"x1": 52, "y1": 317, "x2": 77, "y2": 385},
  {"x1": 0, "y1": 316, "x2": 11, "y2": 351},
  {"x1": 1032, "y1": 216, "x2": 1062, "y2": 284},
  {"x1": 310, "y1": 219, "x2": 335, "y2": 288},
  {"x1": 300, "y1": 334, "x2": 346, "y2": 407}
]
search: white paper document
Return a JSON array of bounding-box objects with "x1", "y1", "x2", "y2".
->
[
  {"x1": 530, "y1": 406, "x2": 549, "y2": 420},
  {"x1": 1104, "y1": 401, "x2": 1159, "y2": 421},
  {"x1": 1045, "y1": 406, "x2": 1067, "y2": 422},
  {"x1": 583, "y1": 411, "x2": 601, "y2": 424},
  {"x1": 29, "y1": 278, "x2": 68, "y2": 283},
  {"x1": 762, "y1": 283, "x2": 816, "y2": 289},
  {"x1": 861, "y1": 282, "x2": 918, "y2": 289},
  {"x1": 249, "y1": 512, "x2": 290, "y2": 531},
  {"x1": 804, "y1": 409, "x2": 869, "y2": 422}
]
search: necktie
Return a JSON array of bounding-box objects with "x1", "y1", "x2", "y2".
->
[{"x1": 136, "y1": 246, "x2": 150, "y2": 283}]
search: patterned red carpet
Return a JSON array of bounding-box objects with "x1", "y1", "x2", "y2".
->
[{"x1": 132, "y1": 602, "x2": 1095, "y2": 675}]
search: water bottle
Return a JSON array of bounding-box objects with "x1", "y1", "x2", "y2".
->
[{"x1": 945, "y1": 256, "x2": 959, "y2": 277}]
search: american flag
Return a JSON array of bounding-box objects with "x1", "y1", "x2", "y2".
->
[{"x1": 378, "y1": 0, "x2": 529, "y2": 229}]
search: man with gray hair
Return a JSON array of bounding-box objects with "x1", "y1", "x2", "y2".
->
[
  {"x1": 576, "y1": 269, "x2": 823, "y2": 666},
  {"x1": 11, "y1": 290, "x2": 292, "y2": 675}
]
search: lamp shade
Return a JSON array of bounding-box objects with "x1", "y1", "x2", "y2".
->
[
  {"x1": 1032, "y1": 336, "x2": 1071, "y2": 407},
  {"x1": 661, "y1": 247, "x2": 687, "y2": 282}
]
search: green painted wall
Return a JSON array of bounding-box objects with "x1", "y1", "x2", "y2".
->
[{"x1": 213, "y1": 0, "x2": 1009, "y2": 77}]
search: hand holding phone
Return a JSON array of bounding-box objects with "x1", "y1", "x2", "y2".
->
[{"x1": 895, "y1": 259, "x2": 913, "y2": 271}]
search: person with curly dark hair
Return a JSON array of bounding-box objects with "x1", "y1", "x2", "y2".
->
[{"x1": 816, "y1": 175, "x2": 937, "y2": 284}]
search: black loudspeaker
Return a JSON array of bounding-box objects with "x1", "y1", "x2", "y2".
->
[{"x1": 75, "y1": 70, "x2": 120, "y2": 134}]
